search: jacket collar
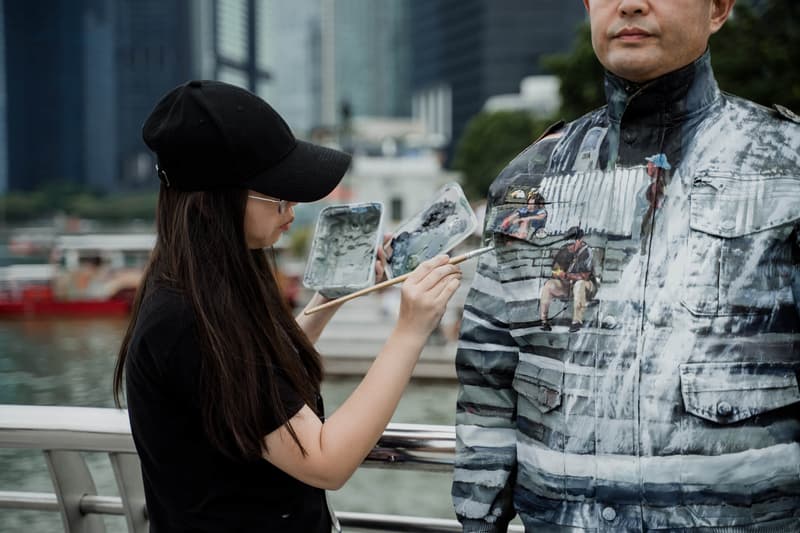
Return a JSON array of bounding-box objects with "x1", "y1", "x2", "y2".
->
[{"x1": 604, "y1": 49, "x2": 720, "y2": 126}]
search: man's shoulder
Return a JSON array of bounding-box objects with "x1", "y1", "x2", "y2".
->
[
  {"x1": 722, "y1": 93, "x2": 800, "y2": 130},
  {"x1": 507, "y1": 106, "x2": 606, "y2": 165},
  {"x1": 525, "y1": 107, "x2": 607, "y2": 151},
  {"x1": 696, "y1": 94, "x2": 800, "y2": 172},
  {"x1": 771, "y1": 104, "x2": 800, "y2": 125},
  {"x1": 487, "y1": 107, "x2": 606, "y2": 204}
]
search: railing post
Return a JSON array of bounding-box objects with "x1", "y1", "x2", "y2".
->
[
  {"x1": 2, "y1": 407, "x2": 473, "y2": 533},
  {"x1": 44, "y1": 450, "x2": 106, "y2": 533},
  {"x1": 109, "y1": 452, "x2": 148, "y2": 533}
]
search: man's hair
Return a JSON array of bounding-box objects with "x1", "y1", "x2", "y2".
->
[{"x1": 569, "y1": 226, "x2": 585, "y2": 240}]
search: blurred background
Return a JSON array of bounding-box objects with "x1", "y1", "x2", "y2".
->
[{"x1": 0, "y1": 0, "x2": 797, "y2": 531}]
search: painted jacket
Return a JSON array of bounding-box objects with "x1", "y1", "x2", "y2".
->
[{"x1": 452, "y1": 51, "x2": 800, "y2": 532}]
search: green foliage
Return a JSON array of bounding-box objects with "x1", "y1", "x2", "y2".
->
[
  {"x1": 0, "y1": 185, "x2": 158, "y2": 223},
  {"x1": 287, "y1": 225, "x2": 313, "y2": 258},
  {"x1": 0, "y1": 192, "x2": 49, "y2": 222},
  {"x1": 541, "y1": 24, "x2": 605, "y2": 121},
  {"x1": 453, "y1": 111, "x2": 552, "y2": 200},
  {"x1": 711, "y1": 0, "x2": 800, "y2": 112},
  {"x1": 66, "y1": 193, "x2": 158, "y2": 221}
]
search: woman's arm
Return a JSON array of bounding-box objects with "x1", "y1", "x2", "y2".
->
[
  {"x1": 294, "y1": 292, "x2": 344, "y2": 344},
  {"x1": 264, "y1": 255, "x2": 461, "y2": 489}
]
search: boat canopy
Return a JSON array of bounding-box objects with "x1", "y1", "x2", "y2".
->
[{"x1": 53, "y1": 234, "x2": 155, "y2": 270}]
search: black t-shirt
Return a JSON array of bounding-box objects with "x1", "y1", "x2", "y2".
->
[{"x1": 125, "y1": 284, "x2": 332, "y2": 532}]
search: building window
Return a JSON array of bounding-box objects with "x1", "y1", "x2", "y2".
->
[
  {"x1": 216, "y1": 0, "x2": 248, "y2": 64},
  {"x1": 390, "y1": 196, "x2": 403, "y2": 222},
  {"x1": 412, "y1": 84, "x2": 452, "y2": 142}
]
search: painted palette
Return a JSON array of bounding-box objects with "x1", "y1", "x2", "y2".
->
[
  {"x1": 303, "y1": 202, "x2": 384, "y2": 298},
  {"x1": 385, "y1": 183, "x2": 478, "y2": 278}
]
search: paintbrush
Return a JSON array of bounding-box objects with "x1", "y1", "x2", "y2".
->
[{"x1": 303, "y1": 244, "x2": 495, "y2": 315}]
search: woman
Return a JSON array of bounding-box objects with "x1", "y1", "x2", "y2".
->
[{"x1": 112, "y1": 80, "x2": 461, "y2": 532}]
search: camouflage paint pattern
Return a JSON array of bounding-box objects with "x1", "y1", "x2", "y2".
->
[{"x1": 452, "y1": 52, "x2": 800, "y2": 532}]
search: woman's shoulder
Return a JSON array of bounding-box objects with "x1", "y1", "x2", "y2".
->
[
  {"x1": 143, "y1": 281, "x2": 190, "y2": 311},
  {"x1": 133, "y1": 283, "x2": 197, "y2": 354}
]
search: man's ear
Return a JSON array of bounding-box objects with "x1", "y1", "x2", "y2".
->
[
  {"x1": 582, "y1": 0, "x2": 591, "y2": 15},
  {"x1": 709, "y1": 0, "x2": 736, "y2": 34}
]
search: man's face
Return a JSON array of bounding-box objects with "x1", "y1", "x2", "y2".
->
[{"x1": 582, "y1": 0, "x2": 734, "y2": 82}]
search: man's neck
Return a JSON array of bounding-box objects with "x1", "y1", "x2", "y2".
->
[{"x1": 603, "y1": 49, "x2": 720, "y2": 125}]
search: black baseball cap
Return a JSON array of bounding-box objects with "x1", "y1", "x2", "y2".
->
[{"x1": 142, "y1": 80, "x2": 351, "y2": 202}]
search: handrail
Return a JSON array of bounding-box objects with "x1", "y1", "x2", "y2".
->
[
  {"x1": 0, "y1": 405, "x2": 456, "y2": 460},
  {"x1": 0, "y1": 405, "x2": 524, "y2": 532}
]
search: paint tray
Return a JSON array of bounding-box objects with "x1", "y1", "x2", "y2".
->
[
  {"x1": 303, "y1": 202, "x2": 384, "y2": 298},
  {"x1": 385, "y1": 183, "x2": 478, "y2": 278}
]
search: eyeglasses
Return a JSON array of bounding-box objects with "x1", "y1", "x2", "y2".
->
[{"x1": 247, "y1": 195, "x2": 289, "y2": 214}]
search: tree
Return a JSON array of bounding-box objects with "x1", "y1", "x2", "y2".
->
[
  {"x1": 541, "y1": 24, "x2": 605, "y2": 122},
  {"x1": 452, "y1": 111, "x2": 552, "y2": 200},
  {"x1": 711, "y1": 0, "x2": 800, "y2": 112},
  {"x1": 0, "y1": 186, "x2": 158, "y2": 223}
]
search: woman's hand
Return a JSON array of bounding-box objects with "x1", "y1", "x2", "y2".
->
[
  {"x1": 265, "y1": 257, "x2": 462, "y2": 491},
  {"x1": 374, "y1": 232, "x2": 392, "y2": 283},
  {"x1": 395, "y1": 255, "x2": 461, "y2": 339}
]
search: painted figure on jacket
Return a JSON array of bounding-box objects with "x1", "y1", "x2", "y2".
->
[
  {"x1": 498, "y1": 190, "x2": 549, "y2": 240},
  {"x1": 539, "y1": 228, "x2": 598, "y2": 333},
  {"x1": 452, "y1": 0, "x2": 800, "y2": 531}
]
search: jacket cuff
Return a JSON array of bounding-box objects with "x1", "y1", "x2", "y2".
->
[{"x1": 461, "y1": 518, "x2": 505, "y2": 533}]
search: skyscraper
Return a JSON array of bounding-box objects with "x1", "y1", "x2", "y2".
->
[
  {"x1": 2, "y1": 0, "x2": 195, "y2": 192},
  {"x1": 205, "y1": 0, "x2": 321, "y2": 136},
  {"x1": 0, "y1": 0, "x2": 7, "y2": 194},
  {"x1": 4, "y1": 0, "x2": 86, "y2": 191},
  {"x1": 254, "y1": 1, "x2": 323, "y2": 136},
  {"x1": 112, "y1": 0, "x2": 194, "y2": 187},
  {"x1": 332, "y1": 0, "x2": 411, "y2": 120},
  {"x1": 410, "y1": 0, "x2": 586, "y2": 159},
  {"x1": 206, "y1": 0, "x2": 412, "y2": 137}
]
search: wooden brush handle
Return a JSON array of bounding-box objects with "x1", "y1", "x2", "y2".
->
[{"x1": 302, "y1": 245, "x2": 493, "y2": 315}]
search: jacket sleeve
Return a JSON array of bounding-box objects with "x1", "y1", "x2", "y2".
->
[
  {"x1": 794, "y1": 227, "x2": 800, "y2": 317},
  {"x1": 452, "y1": 246, "x2": 519, "y2": 533}
]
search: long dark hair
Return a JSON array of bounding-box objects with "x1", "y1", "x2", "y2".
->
[{"x1": 113, "y1": 185, "x2": 322, "y2": 460}]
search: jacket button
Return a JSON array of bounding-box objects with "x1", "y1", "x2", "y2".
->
[
  {"x1": 601, "y1": 506, "x2": 617, "y2": 521},
  {"x1": 716, "y1": 401, "x2": 733, "y2": 417}
]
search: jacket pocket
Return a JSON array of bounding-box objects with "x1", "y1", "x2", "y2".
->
[
  {"x1": 512, "y1": 354, "x2": 564, "y2": 413},
  {"x1": 680, "y1": 362, "x2": 800, "y2": 424},
  {"x1": 681, "y1": 171, "x2": 800, "y2": 317}
]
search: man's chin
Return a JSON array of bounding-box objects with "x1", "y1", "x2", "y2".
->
[{"x1": 605, "y1": 53, "x2": 663, "y2": 83}]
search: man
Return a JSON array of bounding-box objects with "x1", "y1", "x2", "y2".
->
[
  {"x1": 499, "y1": 190, "x2": 548, "y2": 239},
  {"x1": 452, "y1": 0, "x2": 800, "y2": 531},
  {"x1": 540, "y1": 228, "x2": 597, "y2": 333}
]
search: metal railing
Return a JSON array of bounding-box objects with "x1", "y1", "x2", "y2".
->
[{"x1": 0, "y1": 405, "x2": 523, "y2": 532}]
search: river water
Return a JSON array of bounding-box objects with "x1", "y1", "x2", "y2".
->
[{"x1": 0, "y1": 316, "x2": 460, "y2": 532}]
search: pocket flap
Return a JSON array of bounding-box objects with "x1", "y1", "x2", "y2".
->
[
  {"x1": 680, "y1": 362, "x2": 800, "y2": 424},
  {"x1": 690, "y1": 172, "x2": 800, "y2": 238},
  {"x1": 513, "y1": 355, "x2": 564, "y2": 413}
]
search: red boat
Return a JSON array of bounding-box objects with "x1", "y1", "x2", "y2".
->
[
  {"x1": 0, "y1": 284, "x2": 134, "y2": 316},
  {"x1": 0, "y1": 233, "x2": 303, "y2": 316},
  {"x1": 0, "y1": 234, "x2": 154, "y2": 317}
]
